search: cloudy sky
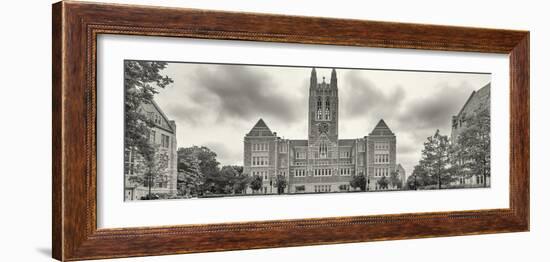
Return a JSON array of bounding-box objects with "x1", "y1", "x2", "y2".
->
[{"x1": 153, "y1": 62, "x2": 490, "y2": 176}]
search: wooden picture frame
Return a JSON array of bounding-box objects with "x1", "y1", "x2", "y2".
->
[{"x1": 52, "y1": 1, "x2": 529, "y2": 261}]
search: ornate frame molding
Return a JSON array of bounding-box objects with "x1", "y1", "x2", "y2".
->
[{"x1": 53, "y1": 1, "x2": 529, "y2": 261}]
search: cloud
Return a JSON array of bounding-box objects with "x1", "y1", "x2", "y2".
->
[
  {"x1": 203, "y1": 141, "x2": 242, "y2": 166},
  {"x1": 397, "y1": 81, "x2": 474, "y2": 132},
  {"x1": 190, "y1": 65, "x2": 302, "y2": 124},
  {"x1": 165, "y1": 103, "x2": 204, "y2": 126},
  {"x1": 341, "y1": 71, "x2": 406, "y2": 120}
]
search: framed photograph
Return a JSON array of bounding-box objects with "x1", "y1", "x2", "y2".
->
[{"x1": 52, "y1": 1, "x2": 529, "y2": 261}]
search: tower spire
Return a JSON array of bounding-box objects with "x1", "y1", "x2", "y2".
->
[
  {"x1": 330, "y1": 68, "x2": 337, "y2": 88},
  {"x1": 310, "y1": 68, "x2": 317, "y2": 89}
]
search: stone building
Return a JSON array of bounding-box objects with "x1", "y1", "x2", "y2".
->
[
  {"x1": 124, "y1": 100, "x2": 178, "y2": 200},
  {"x1": 450, "y1": 83, "x2": 491, "y2": 187},
  {"x1": 243, "y1": 68, "x2": 403, "y2": 194}
]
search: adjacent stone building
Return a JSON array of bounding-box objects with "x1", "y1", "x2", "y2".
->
[
  {"x1": 124, "y1": 100, "x2": 178, "y2": 200},
  {"x1": 243, "y1": 68, "x2": 403, "y2": 194},
  {"x1": 450, "y1": 83, "x2": 491, "y2": 187}
]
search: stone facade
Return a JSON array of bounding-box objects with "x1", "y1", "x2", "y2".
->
[
  {"x1": 450, "y1": 83, "x2": 491, "y2": 187},
  {"x1": 124, "y1": 100, "x2": 178, "y2": 201},
  {"x1": 243, "y1": 68, "x2": 402, "y2": 194}
]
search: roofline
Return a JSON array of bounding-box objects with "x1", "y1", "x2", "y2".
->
[
  {"x1": 149, "y1": 100, "x2": 176, "y2": 133},
  {"x1": 455, "y1": 82, "x2": 491, "y2": 118}
]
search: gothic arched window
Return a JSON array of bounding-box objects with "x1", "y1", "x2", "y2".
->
[
  {"x1": 319, "y1": 141, "x2": 328, "y2": 158},
  {"x1": 325, "y1": 98, "x2": 331, "y2": 120},
  {"x1": 317, "y1": 96, "x2": 323, "y2": 120}
]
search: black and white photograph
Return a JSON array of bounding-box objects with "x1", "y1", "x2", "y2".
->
[{"x1": 124, "y1": 61, "x2": 491, "y2": 201}]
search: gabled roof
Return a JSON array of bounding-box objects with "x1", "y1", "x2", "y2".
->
[
  {"x1": 369, "y1": 119, "x2": 394, "y2": 136},
  {"x1": 139, "y1": 100, "x2": 175, "y2": 133},
  {"x1": 455, "y1": 83, "x2": 491, "y2": 118},
  {"x1": 246, "y1": 118, "x2": 275, "y2": 137}
]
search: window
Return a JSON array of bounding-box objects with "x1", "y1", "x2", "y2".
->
[
  {"x1": 252, "y1": 156, "x2": 269, "y2": 166},
  {"x1": 339, "y1": 168, "x2": 352, "y2": 176},
  {"x1": 313, "y1": 168, "x2": 333, "y2": 177},
  {"x1": 161, "y1": 134, "x2": 170, "y2": 148},
  {"x1": 317, "y1": 96, "x2": 323, "y2": 120},
  {"x1": 375, "y1": 154, "x2": 389, "y2": 163},
  {"x1": 374, "y1": 142, "x2": 389, "y2": 150},
  {"x1": 325, "y1": 98, "x2": 331, "y2": 120},
  {"x1": 124, "y1": 149, "x2": 135, "y2": 175},
  {"x1": 314, "y1": 185, "x2": 332, "y2": 193},
  {"x1": 340, "y1": 151, "x2": 350, "y2": 158},
  {"x1": 252, "y1": 142, "x2": 269, "y2": 151},
  {"x1": 319, "y1": 141, "x2": 328, "y2": 158},
  {"x1": 358, "y1": 157, "x2": 364, "y2": 166},
  {"x1": 358, "y1": 143, "x2": 365, "y2": 152},
  {"x1": 476, "y1": 175, "x2": 484, "y2": 184},
  {"x1": 252, "y1": 171, "x2": 269, "y2": 180},
  {"x1": 296, "y1": 151, "x2": 306, "y2": 159},
  {"x1": 294, "y1": 169, "x2": 306, "y2": 177},
  {"x1": 149, "y1": 130, "x2": 156, "y2": 143},
  {"x1": 280, "y1": 143, "x2": 287, "y2": 153},
  {"x1": 375, "y1": 167, "x2": 389, "y2": 177}
]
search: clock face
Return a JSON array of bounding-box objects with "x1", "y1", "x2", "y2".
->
[{"x1": 318, "y1": 123, "x2": 329, "y2": 134}]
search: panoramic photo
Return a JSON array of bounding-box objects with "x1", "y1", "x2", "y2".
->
[{"x1": 123, "y1": 60, "x2": 491, "y2": 201}]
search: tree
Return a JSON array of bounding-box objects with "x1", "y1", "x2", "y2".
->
[
  {"x1": 218, "y1": 166, "x2": 240, "y2": 194},
  {"x1": 250, "y1": 175, "x2": 263, "y2": 194},
  {"x1": 124, "y1": 61, "x2": 173, "y2": 195},
  {"x1": 338, "y1": 184, "x2": 349, "y2": 191},
  {"x1": 350, "y1": 173, "x2": 367, "y2": 191},
  {"x1": 232, "y1": 173, "x2": 250, "y2": 194},
  {"x1": 274, "y1": 175, "x2": 288, "y2": 194},
  {"x1": 124, "y1": 61, "x2": 173, "y2": 157},
  {"x1": 406, "y1": 163, "x2": 434, "y2": 190},
  {"x1": 390, "y1": 170, "x2": 402, "y2": 189},
  {"x1": 454, "y1": 106, "x2": 491, "y2": 187},
  {"x1": 177, "y1": 146, "x2": 220, "y2": 194},
  {"x1": 377, "y1": 176, "x2": 389, "y2": 190},
  {"x1": 177, "y1": 152, "x2": 203, "y2": 197},
  {"x1": 421, "y1": 130, "x2": 451, "y2": 189},
  {"x1": 130, "y1": 145, "x2": 170, "y2": 199}
]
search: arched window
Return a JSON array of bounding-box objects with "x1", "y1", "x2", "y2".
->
[
  {"x1": 317, "y1": 96, "x2": 322, "y2": 120},
  {"x1": 325, "y1": 98, "x2": 331, "y2": 120},
  {"x1": 319, "y1": 141, "x2": 328, "y2": 158}
]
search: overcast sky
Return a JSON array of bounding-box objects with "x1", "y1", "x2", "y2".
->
[{"x1": 153, "y1": 62, "x2": 490, "y2": 176}]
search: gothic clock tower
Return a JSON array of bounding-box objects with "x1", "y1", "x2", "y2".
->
[{"x1": 307, "y1": 68, "x2": 339, "y2": 160}]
